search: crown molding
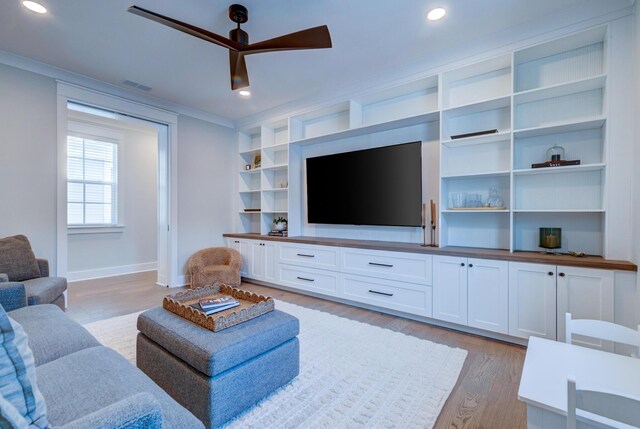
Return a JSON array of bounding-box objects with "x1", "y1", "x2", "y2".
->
[{"x1": 0, "y1": 49, "x2": 234, "y2": 129}]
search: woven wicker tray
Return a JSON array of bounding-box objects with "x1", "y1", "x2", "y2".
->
[{"x1": 163, "y1": 283, "x2": 274, "y2": 332}]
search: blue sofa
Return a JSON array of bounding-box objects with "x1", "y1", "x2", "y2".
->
[{"x1": 8, "y1": 304, "x2": 205, "y2": 429}]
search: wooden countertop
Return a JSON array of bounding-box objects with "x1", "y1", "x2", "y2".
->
[{"x1": 223, "y1": 233, "x2": 637, "y2": 272}]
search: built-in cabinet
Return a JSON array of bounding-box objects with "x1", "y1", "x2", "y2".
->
[
  {"x1": 433, "y1": 256, "x2": 509, "y2": 334},
  {"x1": 508, "y1": 262, "x2": 615, "y2": 347},
  {"x1": 234, "y1": 25, "x2": 620, "y2": 259},
  {"x1": 225, "y1": 235, "x2": 635, "y2": 346},
  {"x1": 508, "y1": 262, "x2": 557, "y2": 340},
  {"x1": 556, "y1": 267, "x2": 614, "y2": 351}
]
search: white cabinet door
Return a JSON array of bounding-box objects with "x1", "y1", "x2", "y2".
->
[
  {"x1": 508, "y1": 262, "x2": 556, "y2": 340},
  {"x1": 557, "y1": 266, "x2": 614, "y2": 351},
  {"x1": 433, "y1": 256, "x2": 468, "y2": 325},
  {"x1": 467, "y1": 259, "x2": 509, "y2": 334},
  {"x1": 238, "y1": 240, "x2": 251, "y2": 277},
  {"x1": 264, "y1": 242, "x2": 277, "y2": 282},
  {"x1": 250, "y1": 241, "x2": 264, "y2": 280},
  {"x1": 226, "y1": 238, "x2": 250, "y2": 277}
]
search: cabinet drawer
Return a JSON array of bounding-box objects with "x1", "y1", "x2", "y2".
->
[
  {"x1": 342, "y1": 249, "x2": 432, "y2": 285},
  {"x1": 342, "y1": 274, "x2": 432, "y2": 317},
  {"x1": 278, "y1": 264, "x2": 339, "y2": 296},
  {"x1": 278, "y1": 244, "x2": 339, "y2": 270}
]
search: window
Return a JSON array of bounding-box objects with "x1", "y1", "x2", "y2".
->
[{"x1": 67, "y1": 135, "x2": 118, "y2": 226}]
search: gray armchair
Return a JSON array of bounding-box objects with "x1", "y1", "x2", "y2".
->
[{"x1": 0, "y1": 235, "x2": 67, "y2": 311}]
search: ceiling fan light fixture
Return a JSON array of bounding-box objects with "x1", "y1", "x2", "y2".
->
[
  {"x1": 427, "y1": 7, "x2": 446, "y2": 21},
  {"x1": 238, "y1": 90, "x2": 251, "y2": 97},
  {"x1": 23, "y1": 1, "x2": 47, "y2": 14}
]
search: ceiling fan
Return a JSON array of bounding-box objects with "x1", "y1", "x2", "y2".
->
[{"x1": 128, "y1": 4, "x2": 332, "y2": 90}]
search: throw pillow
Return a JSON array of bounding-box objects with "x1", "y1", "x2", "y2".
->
[
  {"x1": 0, "y1": 304, "x2": 49, "y2": 429},
  {"x1": 0, "y1": 235, "x2": 41, "y2": 282}
]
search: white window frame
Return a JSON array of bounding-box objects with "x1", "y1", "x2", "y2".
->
[{"x1": 67, "y1": 121, "x2": 124, "y2": 232}]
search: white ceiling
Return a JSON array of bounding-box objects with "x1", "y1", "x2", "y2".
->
[{"x1": 0, "y1": 0, "x2": 633, "y2": 124}]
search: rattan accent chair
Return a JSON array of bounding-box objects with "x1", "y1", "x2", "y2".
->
[{"x1": 188, "y1": 247, "x2": 242, "y2": 288}]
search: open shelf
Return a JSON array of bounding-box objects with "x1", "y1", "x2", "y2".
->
[
  {"x1": 514, "y1": 168, "x2": 603, "y2": 211},
  {"x1": 262, "y1": 188, "x2": 289, "y2": 192},
  {"x1": 514, "y1": 75, "x2": 606, "y2": 104},
  {"x1": 442, "y1": 209, "x2": 509, "y2": 213},
  {"x1": 353, "y1": 76, "x2": 439, "y2": 127},
  {"x1": 513, "y1": 84, "x2": 604, "y2": 130},
  {"x1": 442, "y1": 96, "x2": 511, "y2": 142},
  {"x1": 513, "y1": 163, "x2": 605, "y2": 176},
  {"x1": 442, "y1": 170, "x2": 510, "y2": 180},
  {"x1": 440, "y1": 211, "x2": 511, "y2": 249},
  {"x1": 513, "y1": 211, "x2": 603, "y2": 255},
  {"x1": 441, "y1": 130, "x2": 511, "y2": 148},
  {"x1": 442, "y1": 54, "x2": 512, "y2": 109},
  {"x1": 514, "y1": 26, "x2": 606, "y2": 92},
  {"x1": 289, "y1": 111, "x2": 439, "y2": 146},
  {"x1": 513, "y1": 117, "x2": 605, "y2": 139},
  {"x1": 262, "y1": 164, "x2": 288, "y2": 172}
]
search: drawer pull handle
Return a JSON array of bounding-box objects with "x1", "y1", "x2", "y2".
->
[
  {"x1": 368, "y1": 289, "x2": 393, "y2": 297},
  {"x1": 297, "y1": 253, "x2": 315, "y2": 258},
  {"x1": 559, "y1": 273, "x2": 565, "y2": 277},
  {"x1": 296, "y1": 276, "x2": 315, "y2": 282},
  {"x1": 548, "y1": 271, "x2": 554, "y2": 276},
  {"x1": 368, "y1": 262, "x2": 394, "y2": 268}
]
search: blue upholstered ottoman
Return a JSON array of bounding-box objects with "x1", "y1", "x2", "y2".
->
[{"x1": 136, "y1": 307, "x2": 300, "y2": 429}]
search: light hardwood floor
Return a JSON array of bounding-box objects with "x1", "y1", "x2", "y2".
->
[{"x1": 67, "y1": 271, "x2": 527, "y2": 429}]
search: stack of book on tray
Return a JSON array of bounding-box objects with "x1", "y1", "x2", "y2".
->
[
  {"x1": 191, "y1": 296, "x2": 240, "y2": 316},
  {"x1": 268, "y1": 230, "x2": 288, "y2": 237}
]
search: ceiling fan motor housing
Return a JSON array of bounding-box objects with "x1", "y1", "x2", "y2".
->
[{"x1": 229, "y1": 28, "x2": 249, "y2": 45}]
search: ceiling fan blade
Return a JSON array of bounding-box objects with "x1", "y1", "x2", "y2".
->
[
  {"x1": 128, "y1": 5, "x2": 244, "y2": 51},
  {"x1": 230, "y1": 51, "x2": 250, "y2": 90},
  {"x1": 242, "y1": 25, "x2": 332, "y2": 55}
]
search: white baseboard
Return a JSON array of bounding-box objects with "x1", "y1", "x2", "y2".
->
[
  {"x1": 171, "y1": 274, "x2": 190, "y2": 288},
  {"x1": 68, "y1": 262, "x2": 157, "y2": 282}
]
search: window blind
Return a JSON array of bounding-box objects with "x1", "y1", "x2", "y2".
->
[{"x1": 67, "y1": 135, "x2": 118, "y2": 225}]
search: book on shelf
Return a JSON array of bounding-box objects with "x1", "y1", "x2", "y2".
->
[{"x1": 268, "y1": 230, "x2": 288, "y2": 237}]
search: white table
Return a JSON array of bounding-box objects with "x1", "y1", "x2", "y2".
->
[{"x1": 518, "y1": 336, "x2": 640, "y2": 429}]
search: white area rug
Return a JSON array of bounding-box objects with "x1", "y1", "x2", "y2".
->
[{"x1": 83, "y1": 301, "x2": 467, "y2": 429}]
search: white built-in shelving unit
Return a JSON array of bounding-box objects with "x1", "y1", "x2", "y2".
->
[
  {"x1": 236, "y1": 25, "x2": 612, "y2": 257},
  {"x1": 237, "y1": 121, "x2": 290, "y2": 234}
]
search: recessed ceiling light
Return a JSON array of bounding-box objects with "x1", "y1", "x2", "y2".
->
[
  {"x1": 238, "y1": 90, "x2": 251, "y2": 97},
  {"x1": 22, "y1": 1, "x2": 47, "y2": 14},
  {"x1": 427, "y1": 7, "x2": 446, "y2": 21}
]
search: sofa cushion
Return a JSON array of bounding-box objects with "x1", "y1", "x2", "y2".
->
[
  {"x1": 0, "y1": 305, "x2": 49, "y2": 428},
  {"x1": 138, "y1": 307, "x2": 300, "y2": 377},
  {"x1": 9, "y1": 304, "x2": 100, "y2": 366},
  {"x1": 23, "y1": 277, "x2": 67, "y2": 306},
  {"x1": 0, "y1": 235, "x2": 41, "y2": 282},
  {"x1": 36, "y1": 346, "x2": 204, "y2": 429}
]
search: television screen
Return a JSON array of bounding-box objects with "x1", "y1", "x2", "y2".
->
[{"x1": 306, "y1": 141, "x2": 422, "y2": 227}]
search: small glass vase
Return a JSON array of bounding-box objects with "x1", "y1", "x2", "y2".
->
[{"x1": 546, "y1": 145, "x2": 565, "y2": 162}]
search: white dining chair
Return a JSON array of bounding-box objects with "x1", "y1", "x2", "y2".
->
[
  {"x1": 565, "y1": 313, "x2": 640, "y2": 357},
  {"x1": 567, "y1": 376, "x2": 640, "y2": 429}
]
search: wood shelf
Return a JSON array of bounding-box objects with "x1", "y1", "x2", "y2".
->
[
  {"x1": 514, "y1": 75, "x2": 606, "y2": 104},
  {"x1": 222, "y1": 233, "x2": 637, "y2": 272}
]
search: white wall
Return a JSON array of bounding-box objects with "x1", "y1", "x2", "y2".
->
[
  {"x1": 177, "y1": 115, "x2": 236, "y2": 283},
  {"x1": 66, "y1": 111, "x2": 158, "y2": 279},
  {"x1": 633, "y1": 5, "x2": 640, "y2": 271},
  {"x1": 0, "y1": 63, "x2": 57, "y2": 266}
]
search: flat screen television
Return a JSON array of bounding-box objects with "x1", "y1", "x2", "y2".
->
[{"x1": 306, "y1": 141, "x2": 422, "y2": 227}]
